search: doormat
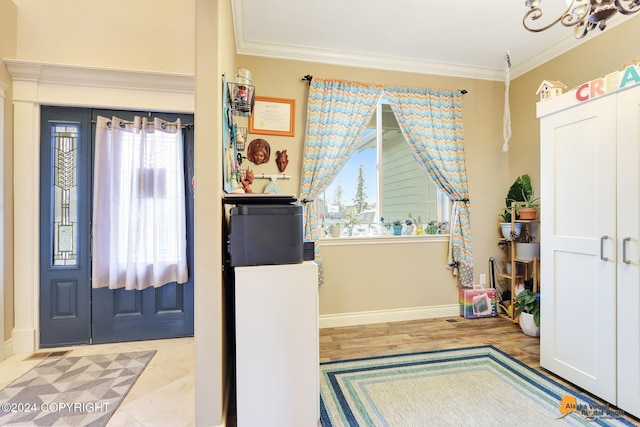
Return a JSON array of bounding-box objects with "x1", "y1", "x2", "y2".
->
[
  {"x1": 0, "y1": 350, "x2": 155, "y2": 426},
  {"x1": 320, "y1": 345, "x2": 635, "y2": 426}
]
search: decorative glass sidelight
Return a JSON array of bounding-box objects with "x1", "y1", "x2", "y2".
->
[{"x1": 52, "y1": 124, "x2": 78, "y2": 266}]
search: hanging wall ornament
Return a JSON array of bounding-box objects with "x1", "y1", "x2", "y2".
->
[
  {"x1": 247, "y1": 138, "x2": 270, "y2": 165},
  {"x1": 503, "y1": 50, "x2": 512, "y2": 153},
  {"x1": 275, "y1": 149, "x2": 289, "y2": 172}
]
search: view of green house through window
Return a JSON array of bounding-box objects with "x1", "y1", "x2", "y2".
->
[{"x1": 317, "y1": 98, "x2": 449, "y2": 237}]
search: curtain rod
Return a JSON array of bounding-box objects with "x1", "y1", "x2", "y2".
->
[
  {"x1": 91, "y1": 119, "x2": 194, "y2": 129},
  {"x1": 301, "y1": 74, "x2": 467, "y2": 94}
]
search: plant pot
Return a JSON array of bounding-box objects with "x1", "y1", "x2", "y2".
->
[
  {"x1": 500, "y1": 223, "x2": 522, "y2": 240},
  {"x1": 392, "y1": 225, "x2": 403, "y2": 235},
  {"x1": 519, "y1": 312, "x2": 540, "y2": 337},
  {"x1": 516, "y1": 242, "x2": 540, "y2": 261},
  {"x1": 518, "y1": 208, "x2": 538, "y2": 220},
  {"x1": 330, "y1": 224, "x2": 341, "y2": 237}
]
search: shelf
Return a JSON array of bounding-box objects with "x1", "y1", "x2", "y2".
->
[{"x1": 497, "y1": 204, "x2": 540, "y2": 323}]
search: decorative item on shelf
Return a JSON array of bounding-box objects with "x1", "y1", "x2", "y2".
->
[
  {"x1": 392, "y1": 219, "x2": 403, "y2": 236},
  {"x1": 330, "y1": 223, "x2": 341, "y2": 238},
  {"x1": 236, "y1": 127, "x2": 247, "y2": 151},
  {"x1": 536, "y1": 80, "x2": 567, "y2": 101},
  {"x1": 498, "y1": 208, "x2": 522, "y2": 239},
  {"x1": 426, "y1": 221, "x2": 438, "y2": 235},
  {"x1": 513, "y1": 289, "x2": 540, "y2": 337},
  {"x1": 515, "y1": 227, "x2": 540, "y2": 261},
  {"x1": 516, "y1": 190, "x2": 540, "y2": 220},
  {"x1": 409, "y1": 214, "x2": 424, "y2": 235},
  {"x1": 228, "y1": 68, "x2": 255, "y2": 117},
  {"x1": 522, "y1": 0, "x2": 640, "y2": 40},
  {"x1": 404, "y1": 218, "x2": 414, "y2": 235}
]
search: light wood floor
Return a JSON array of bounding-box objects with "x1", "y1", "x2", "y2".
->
[
  {"x1": 320, "y1": 315, "x2": 640, "y2": 425},
  {"x1": 320, "y1": 315, "x2": 539, "y2": 365}
]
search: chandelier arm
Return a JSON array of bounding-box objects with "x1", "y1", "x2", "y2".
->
[
  {"x1": 616, "y1": 0, "x2": 640, "y2": 14},
  {"x1": 523, "y1": 6, "x2": 564, "y2": 32},
  {"x1": 523, "y1": 1, "x2": 589, "y2": 32}
]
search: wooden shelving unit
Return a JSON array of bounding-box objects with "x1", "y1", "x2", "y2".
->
[{"x1": 497, "y1": 204, "x2": 540, "y2": 322}]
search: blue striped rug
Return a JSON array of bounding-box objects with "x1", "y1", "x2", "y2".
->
[{"x1": 320, "y1": 345, "x2": 635, "y2": 426}]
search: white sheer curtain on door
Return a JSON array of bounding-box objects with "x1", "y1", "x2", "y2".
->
[{"x1": 92, "y1": 115, "x2": 188, "y2": 290}]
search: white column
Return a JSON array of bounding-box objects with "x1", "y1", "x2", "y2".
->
[
  {"x1": 0, "y1": 82, "x2": 6, "y2": 360},
  {"x1": 11, "y1": 79, "x2": 39, "y2": 353}
]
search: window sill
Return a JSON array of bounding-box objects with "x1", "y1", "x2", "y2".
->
[{"x1": 318, "y1": 234, "x2": 450, "y2": 246}]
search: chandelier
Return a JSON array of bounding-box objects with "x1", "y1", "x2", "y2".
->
[{"x1": 523, "y1": 0, "x2": 640, "y2": 39}]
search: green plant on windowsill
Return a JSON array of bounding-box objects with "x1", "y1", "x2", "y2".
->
[
  {"x1": 513, "y1": 288, "x2": 540, "y2": 327},
  {"x1": 392, "y1": 219, "x2": 402, "y2": 227}
]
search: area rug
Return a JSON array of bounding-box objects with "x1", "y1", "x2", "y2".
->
[
  {"x1": 320, "y1": 345, "x2": 635, "y2": 426},
  {"x1": 0, "y1": 350, "x2": 156, "y2": 426}
]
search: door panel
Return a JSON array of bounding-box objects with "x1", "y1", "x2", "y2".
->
[
  {"x1": 39, "y1": 106, "x2": 194, "y2": 347},
  {"x1": 40, "y1": 107, "x2": 92, "y2": 347},
  {"x1": 540, "y1": 94, "x2": 617, "y2": 403},
  {"x1": 90, "y1": 109, "x2": 195, "y2": 344},
  {"x1": 616, "y1": 85, "x2": 640, "y2": 418}
]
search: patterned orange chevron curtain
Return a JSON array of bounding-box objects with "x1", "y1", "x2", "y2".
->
[
  {"x1": 300, "y1": 78, "x2": 384, "y2": 284},
  {"x1": 385, "y1": 86, "x2": 473, "y2": 287}
]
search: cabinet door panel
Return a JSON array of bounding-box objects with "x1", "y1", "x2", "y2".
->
[
  {"x1": 540, "y1": 94, "x2": 617, "y2": 403},
  {"x1": 617, "y1": 85, "x2": 640, "y2": 419}
]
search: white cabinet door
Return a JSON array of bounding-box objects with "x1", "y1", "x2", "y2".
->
[
  {"x1": 616, "y1": 85, "x2": 640, "y2": 418},
  {"x1": 540, "y1": 94, "x2": 617, "y2": 403},
  {"x1": 234, "y1": 262, "x2": 319, "y2": 427}
]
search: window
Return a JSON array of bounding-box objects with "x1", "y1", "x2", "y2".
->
[{"x1": 318, "y1": 96, "x2": 449, "y2": 237}]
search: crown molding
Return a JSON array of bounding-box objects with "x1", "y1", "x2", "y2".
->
[
  {"x1": 3, "y1": 59, "x2": 194, "y2": 94},
  {"x1": 236, "y1": 39, "x2": 503, "y2": 82}
]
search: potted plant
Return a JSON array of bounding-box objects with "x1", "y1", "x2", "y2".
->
[
  {"x1": 498, "y1": 208, "x2": 522, "y2": 240},
  {"x1": 515, "y1": 227, "x2": 540, "y2": 261},
  {"x1": 405, "y1": 218, "x2": 414, "y2": 235},
  {"x1": 392, "y1": 219, "x2": 403, "y2": 235},
  {"x1": 506, "y1": 174, "x2": 534, "y2": 209},
  {"x1": 514, "y1": 289, "x2": 540, "y2": 337},
  {"x1": 516, "y1": 190, "x2": 540, "y2": 220},
  {"x1": 409, "y1": 214, "x2": 424, "y2": 235}
]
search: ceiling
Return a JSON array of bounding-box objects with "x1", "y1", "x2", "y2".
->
[{"x1": 231, "y1": 0, "x2": 638, "y2": 81}]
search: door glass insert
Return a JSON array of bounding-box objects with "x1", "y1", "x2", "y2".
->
[{"x1": 52, "y1": 124, "x2": 79, "y2": 266}]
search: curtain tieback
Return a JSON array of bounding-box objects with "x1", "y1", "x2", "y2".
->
[
  {"x1": 453, "y1": 198, "x2": 470, "y2": 203},
  {"x1": 300, "y1": 198, "x2": 314, "y2": 204}
]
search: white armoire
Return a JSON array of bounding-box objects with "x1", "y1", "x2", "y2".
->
[{"x1": 539, "y1": 82, "x2": 640, "y2": 418}]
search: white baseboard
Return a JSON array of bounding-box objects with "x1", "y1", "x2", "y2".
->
[
  {"x1": 11, "y1": 328, "x2": 37, "y2": 354},
  {"x1": 1, "y1": 339, "x2": 13, "y2": 362},
  {"x1": 319, "y1": 304, "x2": 459, "y2": 328}
]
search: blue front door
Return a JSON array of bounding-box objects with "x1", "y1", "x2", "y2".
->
[{"x1": 39, "y1": 106, "x2": 194, "y2": 347}]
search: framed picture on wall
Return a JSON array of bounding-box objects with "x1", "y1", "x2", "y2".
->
[{"x1": 249, "y1": 96, "x2": 295, "y2": 137}]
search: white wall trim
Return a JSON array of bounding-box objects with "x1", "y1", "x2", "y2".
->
[
  {"x1": 318, "y1": 304, "x2": 459, "y2": 329},
  {"x1": 0, "y1": 82, "x2": 5, "y2": 362},
  {"x1": 4, "y1": 59, "x2": 195, "y2": 353}
]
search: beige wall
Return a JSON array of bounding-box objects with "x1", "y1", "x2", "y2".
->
[
  {"x1": 0, "y1": 0, "x2": 16, "y2": 346},
  {"x1": 237, "y1": 55, "x2": 509, "y2": 316},
  {"x1": 510, "y1": 16, "x2": 640, "y2": 195},
  {"x1": 14, "y1": 0, "x2": 195, "y2": 74},
  {"x1": 194, "y1": 0, "x2": 236, "y2": 424}
]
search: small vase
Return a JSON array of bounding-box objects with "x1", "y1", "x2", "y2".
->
[
  {"x1": 392, "y1": 225, "x2": 402, "y2": 235},
  {"x1": 415, "y1": 225, "x2": 424, "y2": 235}
]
